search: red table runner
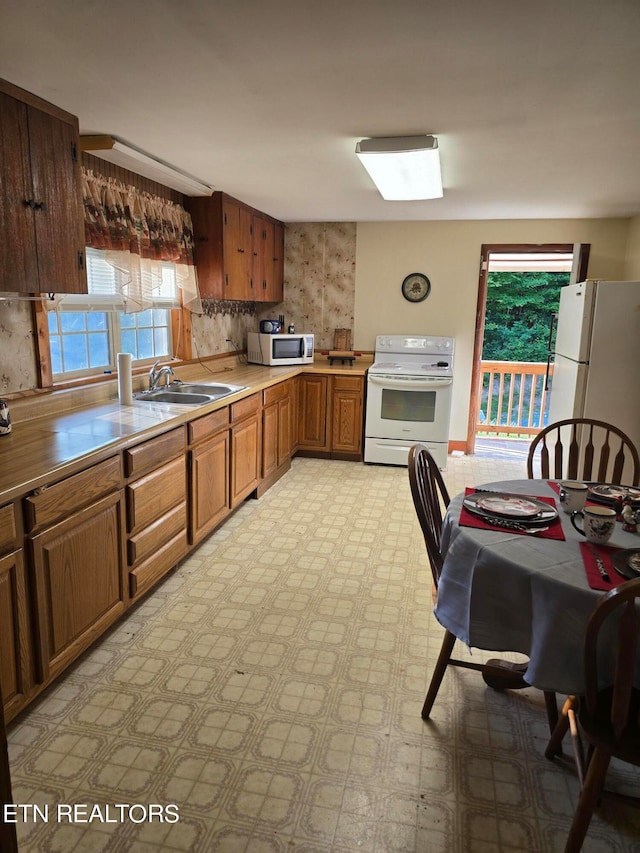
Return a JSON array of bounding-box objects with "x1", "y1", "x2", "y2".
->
[{"x1": 580, "y1": 541, "x2": 626, "y2": 591}]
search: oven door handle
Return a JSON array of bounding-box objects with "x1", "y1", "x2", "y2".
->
[{"x1": 368, "y1": 375, "x2": 453, "y2": 390}]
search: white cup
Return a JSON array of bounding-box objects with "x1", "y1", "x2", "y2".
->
[
  {"x1": 571, "y1": 505, "x2": 617, "y2": 544},
  {"x1": 558, "y1": 481, "x2": 588, "y2": 514}
]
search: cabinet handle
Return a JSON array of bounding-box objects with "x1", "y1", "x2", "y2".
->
[
  {"x1": 34, "y1": 201, "x2": 46, "y2": 211},
  {"x1": 23, "y1": 199, "x2": 35, "y2": 209}
]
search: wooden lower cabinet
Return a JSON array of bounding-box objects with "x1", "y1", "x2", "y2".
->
[
  {"x1": 298, "y1": 373, "x2": 365, "y2": 460},
  {"x1": 330, "y1": 376, "x2": 364, "y2": 457},
  {"x1": 230, "y1": 393, "x2": 261, "y2": 507},
  {"x1": 190, "y1": 429, "x2": 231, "y2": 545},
  {"x1": 0, "y1": 549, "x2": 31, "y2": 722},
  {"x1": 30, "y1": 490, "x2": 127, "y2": 682},
  {"x1": 298, "y1": 374, "x2": 328, "y2": 449},
  {"x1": 260, "y1": 380, "x2": 292, "y2": 494}
]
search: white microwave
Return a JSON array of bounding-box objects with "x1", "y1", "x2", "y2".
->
[{"x1": 247, "y1": 332, "x2": 314, "y2": 366}]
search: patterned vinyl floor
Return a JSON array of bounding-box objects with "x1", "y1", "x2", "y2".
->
[{"x1": 6, "y1": 455, "x2": 640, "y2": 852}]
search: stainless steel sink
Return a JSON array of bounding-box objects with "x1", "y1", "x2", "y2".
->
[
  {"x1": 134, "y1": 381, "x2": 246, "y2": 406},
  {"x1": 169, "y1": 383, "x2": 246, "y2": 396}
]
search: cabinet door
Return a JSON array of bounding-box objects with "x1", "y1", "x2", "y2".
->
[
  {"x1": 0, "y1": 92, "x2": 85, "y2": 294},
  {"x1": 278, "y1": 396, "x2": 293, "y2": 465},
  {"x1": 31, "y1": 491, "x2": 127, "y2": 681},
  {"x1": 0, "y1": 93, "x2": 37, "y2": 290},
  {"x1": 261, "y1": 219, "x2": 276, "y2": 301},
  {"x1": 272, "y1": 221, "x2": 285, "y2": 302},
  {"x1": 298, "y1": 375, "x2": 328, "y2": 449},
  {"x1": 290, "y1": 375, "x2": 300, "y2": 453},
  {"x1": 0, "y1": 679, "x2": 18, "y2": 853},
  {"x1": 331, "y1": 376, "x2": 364, "y2": 455},
  {"x1": 251, "y1": 213, "x2": 265, "y2": 301},
  {"x1": 187, "y1": 195, "x2": 224, "y2": 299},
  {"x1": 0, "y1": 550, "x2": 32, "y2": 722},
  {"x1": 223, "y1": 197, "x2": 251, "y2": 300},
  {"x1": 190, "y1": 430, "x2": 230, "y2": 544},
  {"x1": 27, "y1": 106, "x2": 86, "y2": 294},
  {"x1": 231, "y1": 415, "x2": 260, "y2": 507},
  {"x1": 262, "y1": 402, "x2": 279, "y2": 479}
]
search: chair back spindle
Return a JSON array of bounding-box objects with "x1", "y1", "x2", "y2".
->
[{"x1": 527, "y1": 418, "x2": 639, "y2": 486}]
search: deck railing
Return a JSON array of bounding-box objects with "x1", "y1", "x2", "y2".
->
[{"x1": 477, "y1": 360, "x2": 553, "y2": 437}]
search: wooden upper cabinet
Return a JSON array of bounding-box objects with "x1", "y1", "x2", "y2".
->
[
  {"x1": 223, "y1": 196, "x2": 252, "y2": 300},
  {"x1": 187, "y1": 191, "x2": 284, "y2": 302},
  {"x1": 0, "y1": 80, "x2": 86, "y2": 294},
  {"x1": 272, "y1": 221, "x2": 285, "y2": 302}
]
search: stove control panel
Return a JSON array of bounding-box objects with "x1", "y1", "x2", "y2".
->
[{"x1": 375, "y1": 335, "x2": 454, "y2": 354}]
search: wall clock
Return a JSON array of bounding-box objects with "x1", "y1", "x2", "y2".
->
[{"x1": 401, "y1": 272, "x2": 431, "y2": 303}]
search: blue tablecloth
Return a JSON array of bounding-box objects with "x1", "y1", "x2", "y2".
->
[{"x1": 434, "y1": 479, "x2": 639, "y2": 695}]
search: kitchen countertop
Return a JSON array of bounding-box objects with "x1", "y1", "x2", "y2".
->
[{"x1": 0, "y1": 356, "x2": 372, "y2": 504}]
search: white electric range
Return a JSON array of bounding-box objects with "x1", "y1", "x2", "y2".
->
[{"x1": 364, "y1": 334, "x2": 455, "y2": 468}]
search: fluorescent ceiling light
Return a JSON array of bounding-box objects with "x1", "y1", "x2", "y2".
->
[
  {"x1": 355, "y1": 135, "x2": 442, "y2": 200},
  {"x1": 79, "y1": 136, "x2": 214, "y2": 196}
]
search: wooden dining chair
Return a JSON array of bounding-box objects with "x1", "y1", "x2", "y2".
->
[
  {"x1": 408, "y1": 443, "x2": 558, "y2": 728},
  {"x1": 544, "y1": 577, "x2": 640, "y2": 853},
  {"x1": 527, "y1": 418, "x2": 640, "y2": 486}
]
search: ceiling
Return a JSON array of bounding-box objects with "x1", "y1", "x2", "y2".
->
[{"x1": 2, "y1": 0, "x2": 639, "y2": 223}]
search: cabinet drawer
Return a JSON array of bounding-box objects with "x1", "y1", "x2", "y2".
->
[
  {"x1": 188, "y1": 407, "x2": 229, "y2": 445},
  {"x1": 230, "y1": 393, "x2": 260, "y2": 423},
  {"x1": 24, "y1": 456, "x2": 122, "y2": 532},
  {"x1": 263, "y1": 381, "x2": 289, "y2": 406},
  {"x1": 0, "y1": 504, "x2": 18, "y2": 553},
  {"x1": 124, "y1": 427, "x2": 186, "y2": 478},
  {"x1": 128, "y1": 502, "x2": 187, "y2": 567},
  {"x1": 127, "y1": 456, "x2": 186, "y2": 534},
  {"x1": 332, "y1": 376, "x2": 363, "y2": 393},
  {"x1": 129, "y1": 530, "x2": 188, "y2": 600}
]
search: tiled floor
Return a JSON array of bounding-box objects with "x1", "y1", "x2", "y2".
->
[{"x1": 6, "y1": 454, "x2": 640, "y2": 852}]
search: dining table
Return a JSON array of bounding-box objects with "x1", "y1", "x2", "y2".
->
[{"x1": 434, "y1": 478, "x2": 640, "y2": 696}]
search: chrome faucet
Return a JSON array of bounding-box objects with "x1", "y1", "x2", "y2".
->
[{"x1": 148, "y1": 360, "x2": 175, "y2": 390}]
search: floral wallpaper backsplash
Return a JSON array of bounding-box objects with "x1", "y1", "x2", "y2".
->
[
  {"x1": 275, "y1": 222, "x2": 356, "y2": 350},
  {"x1": 0, "y1": 223, "x2": 357, "y2": 393},
  {"x1": 0, "y1": 297, "x2": 38, "y2": 392}
]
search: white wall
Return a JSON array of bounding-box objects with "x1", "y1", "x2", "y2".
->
[
  {"x1": 623, "y1": 215, "x2": 640, "y2": 279},
  {"x1": 354, "y1": 218, "x2": 630, "y2": 442}
]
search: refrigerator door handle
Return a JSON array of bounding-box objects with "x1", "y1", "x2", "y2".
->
[{"x1": 545, "y1": 313, "x2": 557, "y2": 392}]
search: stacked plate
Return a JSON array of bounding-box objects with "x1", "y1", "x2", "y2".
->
[
  {"x1": 587, "y1": 484, "x2": 640, "y2": 508},
  {"x1": 612, "y1": 549, "x2": 640, "y2": 580},
  {"x1": 463, "y1": 492, "x2": 558, "y2": 530}
]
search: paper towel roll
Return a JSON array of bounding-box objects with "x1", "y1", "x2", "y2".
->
[{"x1": 117, "y1": 352, "x2": 133, "y2": 405}]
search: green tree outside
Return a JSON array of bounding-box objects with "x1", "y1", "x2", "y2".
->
[
  {"x1": 479, "y1": 271, "x2": 570, "y2": 431},
  {"x1": 483, "y1": 271, "x2": 570, "y2": 361}
]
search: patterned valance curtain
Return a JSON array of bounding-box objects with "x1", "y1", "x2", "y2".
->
[{"x1": 81, "y1": 168, "x2": 202, "y2": 314}]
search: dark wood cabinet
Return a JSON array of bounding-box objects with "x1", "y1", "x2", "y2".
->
[
  {"x1": 272, "y1": 221, "x2": 285, "y2": 302},
  {"x1": 188, "y1": 192, "x2": 284, "y2": 301},
  {"x1": 223, "y1": 196, "x2": 253, "y2": 300},
  {"x1": 0, "y1": 79, "x2": 86, "y2": 294}
]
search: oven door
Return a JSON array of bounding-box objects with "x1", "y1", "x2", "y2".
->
[{"x1": 365, "y1": 374, "x2": 453, "y2": 442}]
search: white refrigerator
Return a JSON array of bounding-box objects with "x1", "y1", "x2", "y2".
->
[{"x1": 548, "y1": 280, "x2": 640, "y2": 454}]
